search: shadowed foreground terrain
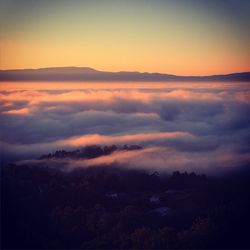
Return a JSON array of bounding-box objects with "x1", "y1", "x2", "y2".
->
[{"x1": 1, "y1": 145, "x2": 250, "y2": 249}]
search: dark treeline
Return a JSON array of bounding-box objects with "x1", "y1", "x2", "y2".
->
[
  {"x1": 1, "y1": 160, "x2": 250, "y2": 249},
  {"x1": 40, "y1": 144, "x2": 142, "y2": 160}
]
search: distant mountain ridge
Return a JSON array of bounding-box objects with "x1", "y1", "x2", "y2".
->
[{"x1": 0, "y1": 67, "x2": 249, "y2": 81}]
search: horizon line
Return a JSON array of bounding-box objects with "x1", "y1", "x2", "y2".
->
[{"x1": 0, "y1": 66, "x2": 250, "y2": 78}]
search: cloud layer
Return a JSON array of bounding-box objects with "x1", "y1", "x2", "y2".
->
[{"x1": 1, "y1": 82, "x2": 250, "y2": 174}]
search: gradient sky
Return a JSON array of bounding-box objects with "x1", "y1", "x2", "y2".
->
[{"x1": 0, "y1": 0, "x2": 250, "y2": 75}]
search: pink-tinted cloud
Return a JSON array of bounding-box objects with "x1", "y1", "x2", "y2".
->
[
  {"x1": 60, "y1": 131, "x2": 194, "y2": 147},
  {"x1": 2, "y1": 108, "x2": 30, "y2": 115}
]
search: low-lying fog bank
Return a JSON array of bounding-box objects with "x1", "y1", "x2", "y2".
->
[{"x1": 1, "y1": 82, "x2": 250, "y2": 175}]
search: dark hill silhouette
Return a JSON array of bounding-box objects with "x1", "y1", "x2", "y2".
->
[
  {"x1": 0, "y1": 67, "x2": 249, "y2": 81},
  {"x1": 39, "y1": 144, "x2": 142, "y2": 160},
  {"x1": 2, "y1": 162, "x2": 250, "y2": 249}
]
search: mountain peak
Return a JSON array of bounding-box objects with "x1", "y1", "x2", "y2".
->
[
  {"x1": 34, "y1": 66, "x2": 100, "y2": 74},
  {"x1": 0, "y1": 67, "x2": 249, "y2": 82}
]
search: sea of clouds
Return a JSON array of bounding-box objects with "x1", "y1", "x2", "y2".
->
[{"x1": 1, "y1": 82, "x2": 250, "y2": 175}]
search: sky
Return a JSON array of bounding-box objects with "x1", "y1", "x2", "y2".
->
[{"x1": 0, "y1": 0, "x2": 250, "y2": 75}]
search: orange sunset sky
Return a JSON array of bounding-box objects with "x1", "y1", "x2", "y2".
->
[{"x1": 0, "y1": 0, "x2": 250, "y2": 75}]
